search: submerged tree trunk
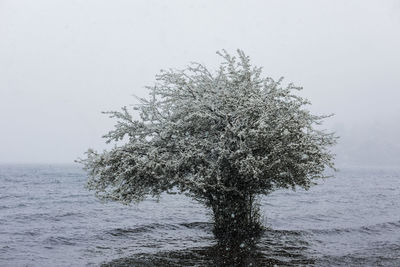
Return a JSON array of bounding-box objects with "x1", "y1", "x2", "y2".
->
[{"x1": 210, "y1": 192, "x2": 264, "y2": 244}]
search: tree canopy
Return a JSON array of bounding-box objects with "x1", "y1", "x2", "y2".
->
[{"x1": 80, "y1": 50, "x2": 336, "y2": 241}]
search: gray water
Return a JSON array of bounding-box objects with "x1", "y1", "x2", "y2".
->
[{"x1": 0, "y1": 164, "x2": 399, "y2": 266}]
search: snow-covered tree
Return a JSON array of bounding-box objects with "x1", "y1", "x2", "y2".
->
[{"x1": 80, "y1": 50, "x2": 336, "y2": 242}]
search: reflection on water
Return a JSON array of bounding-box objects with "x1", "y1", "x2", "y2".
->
[{"x1": 102, "y1": 229, "x2": 315, "y2": 266}]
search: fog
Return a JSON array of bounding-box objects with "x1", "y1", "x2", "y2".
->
[{"x1": 1, "y1": 0, "x2": 399, "y2": 166}]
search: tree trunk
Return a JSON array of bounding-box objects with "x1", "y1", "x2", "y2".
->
[{"x1": 211, "y1": 192, "x2": 264, "y2": 244}]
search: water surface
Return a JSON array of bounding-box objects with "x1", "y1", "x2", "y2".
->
[{"x1": 0, "y1": 164, "x2": 399, "y2": 266}]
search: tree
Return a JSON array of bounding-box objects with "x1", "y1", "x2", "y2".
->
[{"x1": 80, "y1": 50, "x2": 336, "y2": 243}]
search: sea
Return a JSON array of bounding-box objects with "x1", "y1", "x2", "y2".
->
[{"x1": 0, "y1": 164, "x2": 399, "y2": 266}]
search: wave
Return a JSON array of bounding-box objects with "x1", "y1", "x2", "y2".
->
[
  {"x1": 106, "y1": 223, "x2": 179, "y2": 236},
  {"x1": 308, "y1": 220, "x2": 400, "y2": 235},
  {"x1": 106, "y1": 221, "x2": 213, "y2": 237},
  {"x1": 44, "y1": 236, "x2": 77, "y2": 246},
  {"x1": 179, "y1": 221, "x2": 212, "y2": 230}
]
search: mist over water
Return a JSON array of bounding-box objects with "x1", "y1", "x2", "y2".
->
[
  {"x1": 1, "y1": 164, "x2": 399, "y2": 266},
  {"x1": 1, "y1": 0, "x2": 400, "y2": 165}
]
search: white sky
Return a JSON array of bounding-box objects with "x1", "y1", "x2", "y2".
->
[{"x1": 1, "y1": 0, "x2": 400, "y2": 165}]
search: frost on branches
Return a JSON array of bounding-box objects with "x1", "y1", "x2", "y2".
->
[{"x1": 80, "y1": 50, "x2": 337, "y2": 243}]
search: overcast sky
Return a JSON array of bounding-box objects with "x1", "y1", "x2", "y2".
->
[{"x1": 1, "y1": 0, "x2": 400, "y2": 165}]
